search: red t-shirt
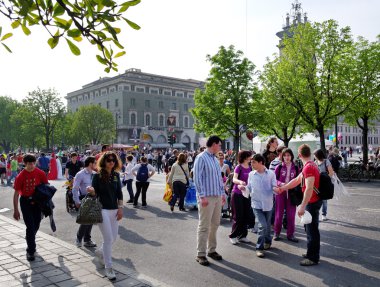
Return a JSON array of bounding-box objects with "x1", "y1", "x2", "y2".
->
[
  {"x1": 17, "y1": 155, "x2": 23, "y2": 164},
  {"x1": 14, "y1": 167, "x2": 48, "y2": 197},
  {"x1": 302, "y1": 161, "x2": 320, "y2": 204}
]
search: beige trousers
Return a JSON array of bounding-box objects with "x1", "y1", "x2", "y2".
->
[{"x1": 196, "y1": 196, "x2": 222, "y2": 257}]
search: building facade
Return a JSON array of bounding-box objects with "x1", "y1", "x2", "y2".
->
[{"x1": 66, "y1": 68, "x2": 204, "y2": 150}]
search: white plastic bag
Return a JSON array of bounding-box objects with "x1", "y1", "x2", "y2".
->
[
  {"x1": 331, "y1": 174, "x2": 349, "y2": 199},
  {"x1": 300, "y1": 210, "x2": 312, "y2": 225}
]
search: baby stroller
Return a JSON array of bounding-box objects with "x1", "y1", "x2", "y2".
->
[{"x1": 222, "y1": 173, "x2": 233, "y2": 220}]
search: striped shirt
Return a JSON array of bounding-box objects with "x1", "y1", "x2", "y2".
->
[{"x1": 193, "y1": 150, "x2": 224, "y2": 197}]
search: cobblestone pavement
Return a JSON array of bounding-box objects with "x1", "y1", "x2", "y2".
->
[{"x1": 0, "y1": 215, "x2": 168, "y2": 287}]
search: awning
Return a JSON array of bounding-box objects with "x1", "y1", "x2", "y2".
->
[
  {"x1": 150, "y1": 143, "x2": 170, "y2": 148},
  {"x1": 173, "y1": 143, "x2": 186, "y2": 149}
]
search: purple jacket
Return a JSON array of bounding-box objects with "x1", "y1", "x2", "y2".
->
[{"x1": 274, "y1": 162, "x2": 299, "y2": 184}]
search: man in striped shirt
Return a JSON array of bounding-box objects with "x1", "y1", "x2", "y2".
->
[{"x1": 194, "y1": 136, "x2": 226, "y2": 266}]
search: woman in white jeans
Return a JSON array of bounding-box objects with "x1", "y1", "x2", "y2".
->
[{"x1": 89, "y1": 151, "x2": 123, "y2": 281}]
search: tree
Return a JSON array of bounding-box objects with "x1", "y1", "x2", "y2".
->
[
  {"x1": 191, "y1": 45, "x2": 258, "y2": 155},
  {"x1": 275, "y1": 20, "x2": 358, "y2": 152},
  {"x1": 0, "y1": 96, "x2": 19, "y2": 152},
  {"x1": 23, "y1": 88, "x2": 66, "y2": 150},
  {"x1": 71, "y1": 105, "x2": 115, "y2": 145},
  {"x1": 344, "y1": 37, "x2": 380, "y2": 165},
  {"x1": 0, "y1": 0, "x2": 141, "y2": 72},
  {"x1": 258, "y1": 59, "x2": 303, "y2": 147}
]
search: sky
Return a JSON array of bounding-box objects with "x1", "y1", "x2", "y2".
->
[{"x1": 0, "y1": 0, "x2": 379, "y2": 103}]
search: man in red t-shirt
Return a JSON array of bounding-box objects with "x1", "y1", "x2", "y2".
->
[
  {"x1": 276, "y1": 144, "x2": 322, "y2": 266},
  {"x1": 13, "y1": 154, "x2": 48, "y2": 261}
]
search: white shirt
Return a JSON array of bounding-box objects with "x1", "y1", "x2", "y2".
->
[
  {"x1": 124, "y1": 162, "x2": 135, "y2": 180},
  {"x1": 131, "y1": 163, "x2": 155, "y2": 182}
]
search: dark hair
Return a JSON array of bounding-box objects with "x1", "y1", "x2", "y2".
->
[
  {"x1": 281, "y1": 148, "x2": 294, "y2": 162},
  {"x1": 140, "y1": 156, "x2": 147, "y2": 163},
  {"x1": 206, "y1": 135, "x2": 222, "y2": 148},
  {"x1": 172, "y1": 149, "x2": 178, "y2": 155},
  {"x1": 266, "y1": 137, "x2": 278, "y2": 151},
  {"x1": 97, "y1": 151, "x2": 122, "y2": 181},
  {"x1": 298, "y1": 144, "x2": 311, "y2": 158},
  {"x1": 238, "y1": 150, "x2": 252, "y2": 164},
  {"x1": 252, "y1": 153, "x2": 265, "y2": 165},
  {"x1": 127, "y1": 155, "x2": 133, "y2": 162},
  {"x1": 84, "y1": 156, "x2": 96, "y2": 167},
  {"x1": 277, "y1": 146, "x2": 286, "y2": 154},
  {"x1": 101, "y1": 144, "x2": 109, "y2": 152},
  {"x1": 70, "y1": 152, "x2": 78, "y2": 157},
  {"x1": 23, "y1": 154, "x2": 36, "y2": 163},
  {"x1": 314, "y1": 149, "x2": 326, "y2": 161},
  {"x1": 40, "y1": 152, "x2": 45, "y2": 156}
]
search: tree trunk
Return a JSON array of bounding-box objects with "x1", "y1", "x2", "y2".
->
[
  {"x1": 234, "y1": 124, "x2": 240, "y2": 159},
  {"x1": 0, "y1": 140, "x2": 11, "y2": 153},
  {"x1": 45, "y1": 131, "x2": 50, "y2": 151},
  {"x1": 282, "y1": 127, "x2": 290, "y2": 147},
  {"x1": 317, "y1": 126, "x2": 326, "y2": 153},
  {"x1": 361, "y1": 117, "x2": 369, "y2": 165}
]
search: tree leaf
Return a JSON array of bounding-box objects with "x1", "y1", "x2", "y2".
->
[
  {"x1": 73, "y1": 36, "x2": 83, "y2": 42},
  {"x1": 122, "y1": 17, "x2": 141, "y2": 30},
  {"x1": 96, "y1": 55, "x2": 107, "y2": 65},
  {"x1": 11, "y1": 21, "x2": 21, "y2": 29},
  {"x1": 21, "y1": 25, "x2": 31, "y2": 36},
  {"x1": 114, "y1": 51, "x2": 126, "y2": 58},
  {"x1": 2, "y1": 43, "x2": 12, "y2": 53},
  {"x1": 66, "y1": 38, "x2": 81, "y2": 55},
  {"x1": 53, "y1": 3, "x2": 65, "y2": 17},
  {"x1": 48, "y1": 37, "x2": 59, "y2": 49},
  {"x1": 112, "y1": 39, "x2": 124, "y2": 49},
  {"x1": 1, "y1": 33, "x2": 13, "y2": 41},
  {"x1": 67, "y1": 29, "x2": 81, "y2": 38}
]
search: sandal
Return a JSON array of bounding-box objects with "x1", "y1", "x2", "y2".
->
[{"x1": 300, "y1": 259, "x2": 318, "y2": 266}]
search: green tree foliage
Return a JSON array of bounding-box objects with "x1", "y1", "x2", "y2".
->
[
  {"x1": 258, "y1": 59, "x2": 303, "y2": 147},
  {"x1": 276, "y1": 20, "x2": 357, "y2": 152},
  {"x1": 23, "y1": 88, "x2": 66, "y2": 150},
  {"x1": 191, "y1": 45, "x2": 258, "y2": 154},
  {"x1": 71, "y1": 105, "x2": 115, "y2": 145},
  {"x1": 0, "y1": 0, "x2": 141, "y2": 72},
  {"x1": 0, "y1": 96, "x2": 19, "y2": 152},
  {"x1": 344, "y1": 37, "x2": 380, "y2": 164}
]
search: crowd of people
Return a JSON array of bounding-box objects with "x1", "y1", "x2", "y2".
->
[{"x1": 5, "y1": 137, "x2": 380, "y2": 280}]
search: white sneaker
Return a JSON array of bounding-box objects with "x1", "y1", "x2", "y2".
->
[
  {"x1": 238, "y1": 237, "x2": 250, "y2": 243},
  {"x1": 322, "y1": 215, "x2": 327, "y2": 221},
  {"x1": 105, "y1": 268, "x2": 116, "y2": 281},
  {"x1": 95, "y1": 249, "x2": 105, "y2": 267},
  {"x1": 75, "y1": 239, "x2": 82, "y2": 247},
  {"x1": 230, "y1": 237, "x2": 239, "y2": 245}
]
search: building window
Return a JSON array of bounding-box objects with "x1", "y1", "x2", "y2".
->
[
  {"x1": 115, "y1": 99, "x2": 118, "y2": 107},
  {"x1": 159, "y1": 115, "x2": 164, "y2": 127},
  {"x1": 95, "y1": 91, "x2": 99, "y2": 97},
  {"x1": 150, "y1": 88, "x2": 159, "y2": 94},
  {"x1": 101, "y1": 90, "x2": 107, "y2": 96},
  {"x1": 145, "y1": 114, "x2": 151, "y2": 126},
  {"x1": 176, "y1": 91, "x2": 184, "y2": 97},
  {"x1": 171, "y1": 103, "x2": 176, "y2": 110},
  {"x1": 124, "y1": 85, "x2": 130, "y2": 91},
  {"x1": 184, "y1": 117, "x2": 189, "y2": 128},
  {"x1": 159, "y1": 101, "x2": 164, "y2": 109},
  {"x1": 136, "y1": 86, "x2": 145, "y2": 93},
  {"x1": 184, "y1": 104, "x2": 188, "y2": 112},
  {"x1": 163, "y1": 90, "x2": 172, "y2": 96},
  {"x1": 110, "y1": 87, "x2": 115, "y2": 93},
  {"x1": 145, "y1": 100, "x2": 150, "y2": 108},
  {"x1": 130, "y1": 98, "x2": 136, "y2": 107},
  {"x1": 106, "y1": 101, "x2": 109, "y2": 109},
  {"x1": 130, "y1": 113, "x2": 136, "y2": 125}
]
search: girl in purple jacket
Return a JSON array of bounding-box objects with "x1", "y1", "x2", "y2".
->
[{"x1": 273, "y1": 148, "x2": 300, "y2": 242}]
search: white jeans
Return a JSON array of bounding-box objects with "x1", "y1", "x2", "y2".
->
[{"x1": 97, "y1": 209, "x2": 119, "y2": 268}]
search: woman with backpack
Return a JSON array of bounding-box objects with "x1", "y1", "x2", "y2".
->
[
  {"x1": 229, "y1": 150, "x2": 253, "y2": 245},
  {"x1": 314, "y1": 149, "x2": 334, "y2": 221},
  {"x1": 131, "y1": 156, "x2": 155, "y2": 208},
  {"x1": 167, "y1": 153, "x2": 190, "y2": 212},
  {"x1": 273, "y1": 148, "x2": 300, "y2": 242}
]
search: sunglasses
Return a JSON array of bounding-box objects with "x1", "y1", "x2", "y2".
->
[{"x1": 106, "y1": 158, "x2": 116, "y2": 163}]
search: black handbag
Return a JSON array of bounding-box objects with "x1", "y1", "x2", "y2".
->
[
  {"x1": 76, "y1": 194, "x2": 103, "y2": 225},
  {"x1": 288, "y1": 185, "x2": 303, "y2": 206}
]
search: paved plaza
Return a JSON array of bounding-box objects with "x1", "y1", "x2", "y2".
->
[{"x1": 0, "y1": 174, "x2": 379, "y2": 287}]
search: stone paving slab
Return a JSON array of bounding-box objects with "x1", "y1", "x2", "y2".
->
[{"x1": 0, "y1": 215, "x2": 169, "y2": 287}]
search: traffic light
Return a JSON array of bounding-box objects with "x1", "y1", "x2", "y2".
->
[
  {"x1": 168, "y1": 135, "x2": 173, "y2": 145},
  {"x1": 172, "y1": 134, "x2": 176, "y2": 143}
]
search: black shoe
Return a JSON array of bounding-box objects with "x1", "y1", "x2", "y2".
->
[
  {"x1": 179, "y1": 208, "x2": 187, "y2": 212},
  {"x1": 207, "y1": 252, "x2": 222, "y2": 261},
  {"x1": 26, "y1": 253, "x2": 35, "y2": 261},
  {"x1": 287, "y1": 236, "x2": 299, "y2": 243},
  {"x1": 126, "y1": 200, "x2": 133, "y2": 204},
  {"x1": 195, "y1": 256, "x2": 209, "y2": 266},
  {"x1": 170, "y1": 206, "x2": 174, "y2": 212}
]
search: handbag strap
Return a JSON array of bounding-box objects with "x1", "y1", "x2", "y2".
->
[{"x1": 179, "y1": 164, "x2": 189, "y2": 184}]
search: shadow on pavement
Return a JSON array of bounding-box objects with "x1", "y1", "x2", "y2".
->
[
  {"x1": 324, "y1": 219, "x2": 380, "y2": 233},
  {"x1": 118, "y1": 225, "x2": 162, "y2": 247}
]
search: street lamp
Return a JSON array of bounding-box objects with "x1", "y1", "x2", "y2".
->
[{"x1": 115, "y1": 111, "x2": 121, "y2": 144}]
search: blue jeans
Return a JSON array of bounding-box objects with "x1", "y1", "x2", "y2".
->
[
  {"x1": 7, "y1": 171, "x2": 18, "y2": 185},
  {"x1": 20, "y1": 197, "x2": 42, "y2": 255},
  {"x1": 253, "y1": 208, "x2": 272, "y2": 250},
  {"x1": 305, "y1": 200, "x2": 323, "y2": 263},
  {"x1": 125, "y1": 179, "x2": 134, "y2": 201},
  {"x1": 322, "y1": 200, "x2": 327, "y2": 216}
]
